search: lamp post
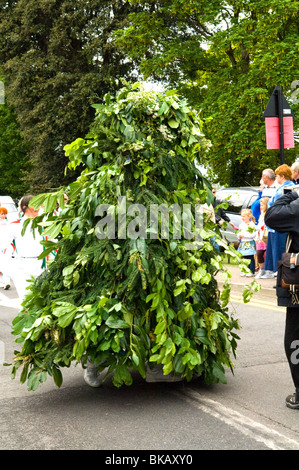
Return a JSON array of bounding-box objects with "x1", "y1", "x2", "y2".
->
[{"x1": 263, "y1": 86, "x2": 294, "y2": 164}]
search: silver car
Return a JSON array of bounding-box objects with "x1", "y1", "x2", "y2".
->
[{"x1": 214, "y1": 187, "x2": 259, "y2": 245}]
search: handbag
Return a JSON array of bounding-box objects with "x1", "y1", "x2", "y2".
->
[
  {"x1": 277, "y1": 235, "x2": 299, "y2": 305},
  {"x1": 261, "y1": 226, "x2": 268, "y2": 243}
]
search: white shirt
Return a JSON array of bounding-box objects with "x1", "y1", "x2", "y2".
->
[
  {"x1": 0, "y1": 220, "x2": 12, "y2": 252},
  {"x1": 237, "y1": 221, "x2": 257, "y2": 242},
  {"x1": 261, "y1": 183, "x2": 279, "y2": 199}
]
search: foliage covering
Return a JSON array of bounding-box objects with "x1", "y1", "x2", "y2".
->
[{"x1": 10, "y1": 83, "x2": 251, "y2": 391}]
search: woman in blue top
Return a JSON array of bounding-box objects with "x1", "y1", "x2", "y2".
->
[{"x1": 260, "y1": 164, "x2": 295, "y2": 279}]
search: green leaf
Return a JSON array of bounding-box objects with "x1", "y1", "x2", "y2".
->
[
  {"x1": 106, "y1": 315, "x2": 130, "y2": 329},
  {"x1": 195, "y1": 328, "x2": 211, "y2": 346},
  {"x1": 52, "y1": 302, "x2": 77, "y2": 327},
  {"x1": 42, "y1": 221, "x2": 64, "y2": 239},
  {"x1": 158, "y1": 102, "x2": 169, "y2": 115},
  {"x1": 168, "y1": 119, "x2": 179, "y2": 128},
  {"x1": 52, "y1": 366, "x2": 63, "y2": 388}
]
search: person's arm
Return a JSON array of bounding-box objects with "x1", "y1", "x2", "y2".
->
[
  {"x1": 265, "y1": 191, "x2": 299, "y2": 233},
  {"x1": 218, "y1": 208, "x2": 230, "y2": 223}
]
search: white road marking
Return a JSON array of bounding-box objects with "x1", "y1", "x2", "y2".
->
[
  {"x1": 0, "y1": 291, "x2": 21, "y2": 309},
  {"x1": 230, "y1": 296, "x2": 285, "y2": 312},
  {"x1": 175, "y1": 388, "x2": 299, "y2": 450}
]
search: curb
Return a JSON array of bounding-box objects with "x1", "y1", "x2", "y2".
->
[{"x1": 217, "y1": 264, "x2": 279, "y2": 306}]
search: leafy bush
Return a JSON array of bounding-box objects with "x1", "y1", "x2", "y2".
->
[{"x1": 10, "y1": 82, "x2": 243, "y2": 391}]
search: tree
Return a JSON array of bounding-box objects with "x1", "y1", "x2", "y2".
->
[
  {"x1": 10, "y1": 83, "x2": 249, "y2": 391},
  {"x1": 0, "y1": 103, "x2": 30, "y2": 198},
  {"x1": 115, "y1": 0, "x2": 299, "y2": 186},
  {"x1": 0, "y1": 0, "x2": 139, "y2": 193}
]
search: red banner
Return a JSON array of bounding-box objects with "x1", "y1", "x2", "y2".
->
[{"x1": 265, "y1": 116, "x2": 294, "y2": 149}]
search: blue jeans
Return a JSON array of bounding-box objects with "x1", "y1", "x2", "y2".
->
[{"x1": 264, "y1": 231, "x2": 287, "y2": 272}]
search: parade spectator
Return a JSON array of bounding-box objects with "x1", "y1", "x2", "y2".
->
[
  {"x1": 255, "y1": 197, "x2": 270, "y2": 279},
  {"x1": 237, "y1": 209, "x2": 257, "y2": 276},
  {"x1": 261, "y1": 168, "x2": 278, "y2": 199},
  {"x1": 212, "y1": 188, "x2": 235, "y2": 229},
  {"x1": 291, "y1": 162, "x2": 299, "y2": 184},
  {"x1": 0, "y1": 207, "x2": 11, "y2": 289},
  {"x1": 260, "y1": 164, "x2": 295, "y2": 279},
  {"x1": 252, "y1": 169, "x2": 277, "y2": 224},
  {"x1": 0, "y1": 195, "x2": 44, "y2": 301},
  {"x1": 251, "y1": 179, "x2": 264, "y2": 223}
]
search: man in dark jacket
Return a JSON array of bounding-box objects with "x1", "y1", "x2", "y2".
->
[
  {"x1": 212, "y1": 189, "x2": 235, "y2": 228},
  {"x1": 265, "y1": 189, "x2": 299, "y2": 409}
]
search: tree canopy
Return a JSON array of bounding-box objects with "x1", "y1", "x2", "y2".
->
[
  {"x1": 116, "y1": 0, "x2": 299, "y2": 185},
  {"x1": 0, "y1": 0, "x2": 139, "y2": 193},
  {"x1": 0, "y1": 99, "x2": 30, "y2": 198}
]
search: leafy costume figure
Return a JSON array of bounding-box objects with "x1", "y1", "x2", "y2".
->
[{"x1": 11, "y1": 83, "x2": 242, "y2": 391}]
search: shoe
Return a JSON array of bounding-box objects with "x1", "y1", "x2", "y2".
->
[
  {"x1": 240, "y1": 273, "x2": 246, "y2": 277},
  {"x1": 255, "y1": 269, "x2": 265, "y2": 279},
  {"x1": 260, "y1": 270, "x2": 275, "y2": 279},
  {"x1": 145, "y1": 364, "x2": 183, "y2": 383},
  {"x1": 286, "y1": 392, "x2": 299, "y2": 409},
  {"x1": 274, "y1": 272, "x2": 277, "y2": 277},
  {"x1": 246, "y1": 273, "x2": 254, "y2": 277}
]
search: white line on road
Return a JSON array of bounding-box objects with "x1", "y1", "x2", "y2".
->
[
  {"x1": 0, "y1": 291, "x2": 21, "y2": 309},
  {"x1": 229, "y1": 296, "x2": 285, "y2": 312},
  {"x1": 175, "y1": 388, "x2": 299, "y2": 450}
]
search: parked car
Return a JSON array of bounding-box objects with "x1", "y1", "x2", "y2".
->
[
  {"x1": 0, "y1": 196, "x2": 19, "y2": 222},
  {"x1": 214, "y1": 187, "x2": 259, "y2": 246}
]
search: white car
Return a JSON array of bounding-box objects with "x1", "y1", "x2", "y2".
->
[
  {"x1": 0, "y1": 196, "x2": 19, "y2": 222},
  {"x1": 215, "y1": 187, "x2": 259, "y2": 246}
]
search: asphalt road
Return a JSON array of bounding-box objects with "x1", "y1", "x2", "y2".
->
[{"x1": 1, "y1": 277, "x2": 299, "y2": 454}]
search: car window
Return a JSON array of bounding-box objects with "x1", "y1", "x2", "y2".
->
[
  {"x1": 247, "y1": 194, "x2": 259, "y2": 208},
  {"x1": 216, "y1": 190, "x2": 257, "y2": 213}
]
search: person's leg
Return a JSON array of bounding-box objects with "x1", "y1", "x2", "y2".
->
[
  {"x1": 255, "y1": 250, "x2": 265, "y2": 278},
  {"x1": 4, "y1": 258, "x2": 43, "y2": 301},
  {"x1": 249, "y1": 255, "x2": 255, "y2": 274},
  {"x1": 243, "y1": 255, "x2": 255, "y2": 275},
  {"x1": 264, "y1": 232, "x2": 273, "y2": 272},
  {"x1": 261, "y1": 233, "x2": 275, "y2": 278},
  {"x1": 285, "y1": 308, "x2": 299, "y2": 409},
  {"x1": 0, "y1": 272, "x2": 10, "y2": 289},
  {"x1": 273, "y1": 231, "x2": 287, "y2": 274}
]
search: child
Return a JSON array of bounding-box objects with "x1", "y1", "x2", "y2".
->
[
  {"x1": 237, "y1": 209, "x2": 257, "y2": 276},
  {"x1": 255, "y1": 197, "x2": 270, "y2": 279}
]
